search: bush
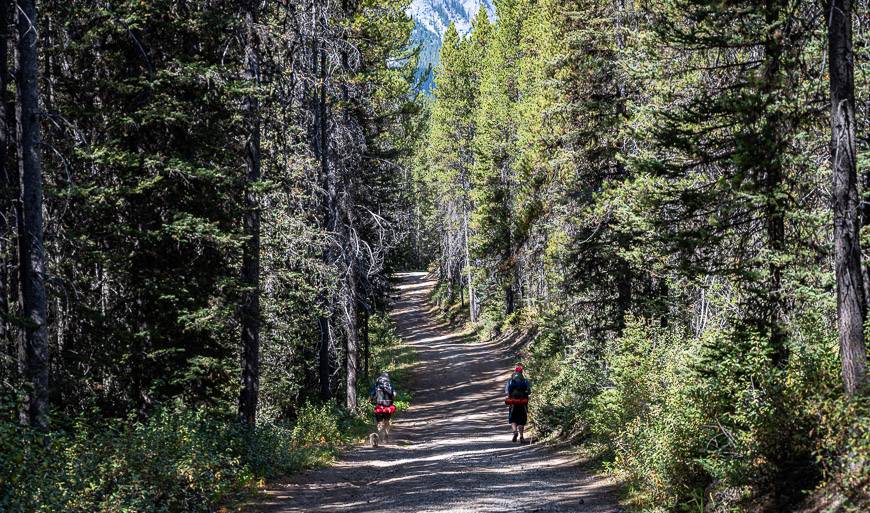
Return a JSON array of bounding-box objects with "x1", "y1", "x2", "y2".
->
[
  {"x1": 526, "y1": 312, "x2": 839, "y2": 512},
  {"x1": 0, "y1": 401, "x2": 352, "y2": 513},
  {"x1": 527, "y1": 312, "x2": 604, "y2": 437},
  {"x1": 291, "y1": 401, "x2": 343, "y2": 449},
  {"x1": 588, "y1": 318, "x2": 708, "y2": 511}
]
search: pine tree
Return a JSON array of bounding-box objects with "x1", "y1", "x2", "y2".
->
[
  {"x1": 427, "y1": 22, "x2": 484, "y2": 319},
  {"x1": 471, "y1": 2, "x2": 521, "y2": 319}
]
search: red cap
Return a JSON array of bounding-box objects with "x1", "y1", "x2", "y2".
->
[{"x1": 515, "y1": 366, "x2": 523, "y2": 372}]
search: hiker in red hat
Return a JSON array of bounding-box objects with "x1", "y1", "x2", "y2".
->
[{"x1": 504, "y1": 365, "x2": 531, "y2": 443}]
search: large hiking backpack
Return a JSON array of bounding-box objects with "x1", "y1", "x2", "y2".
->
[
  {"x1": 509, "y1": 379, "x2": 530, "y2": 400},
  {"x1": 374, "y1": 382, "x2": 394, "y2": 407}
]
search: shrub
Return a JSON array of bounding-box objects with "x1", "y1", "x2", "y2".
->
[
  {"x1": 588, "y1": 318, "x2": 708, "y2": 511},
  {"x1": 0, "y1": 401, "x2": 352, "y2": 513},
  {"x1": 527, "y1": 312, "x2": 604, "y2": 437},
  {"x1": 291, "y1": 401, "x2": 343, "y2": 449}
]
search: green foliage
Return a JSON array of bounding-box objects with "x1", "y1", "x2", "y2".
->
[
  {"x1": 526, "y1": 305, "x2": 844, "y2": 512},
  {"x1": 364, "y1": 312, "x2": 416, "y2": 410},
  {"x1": 588, "y1": 319, "x2": 708, "y2": 511},
  {"x1": 0, "y1": 398, "x2": 378, "y2": 513},
  {"x1": 290, "y1": 401, "x2": 345, "y2": 450},
  {"x1": 812, "y1": 394, "x2": 870, "y2": 510},
  {"x1": 416, "y1": 0, "x2": 869, "y2": 509}
]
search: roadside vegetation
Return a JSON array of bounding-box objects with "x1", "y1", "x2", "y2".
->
[{"x1": 1, "y1": 313, "x2": 413, "y2": 512}]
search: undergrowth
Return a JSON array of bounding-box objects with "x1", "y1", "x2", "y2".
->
[{"x1": 0, "y1": 313, "x2": 415, "y2": 513}]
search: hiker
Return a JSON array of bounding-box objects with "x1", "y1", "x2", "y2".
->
[
  {"x1": 504, "y1": 365, "x2": 531, "y2": 443},
  {"x1": 369, "y1": 372, "x2": 396, "y2": 446}
]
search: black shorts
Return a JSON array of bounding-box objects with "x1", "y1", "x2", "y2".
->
[
  {"x1": 508, "y1": 404, "x2": 528, "y2": 426},
  {"x1": 375, "y1": 412, "x2": 392, "y2": 422}
]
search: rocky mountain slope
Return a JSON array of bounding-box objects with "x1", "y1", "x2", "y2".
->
[{"x1": 407, "y1": 0, "x2": 495, "y2": 90}]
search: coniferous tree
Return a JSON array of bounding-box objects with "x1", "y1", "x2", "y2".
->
[
  {"x1": 471, "y1": 2, "x2": 520, "y2": 319},
  {"x1": 428, "y1": 22, "x2": 485, "y2": 320}
]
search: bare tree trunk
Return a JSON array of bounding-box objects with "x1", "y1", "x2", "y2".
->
[
  {"x1": 462, "y1": 205, "x2": 477, "y2": 322},
  {"x1": 238, "y1": 0, "x2": 261, "y2": 426},
  {"x1": 0, "y1": 0, "x2": 12, "y2": 351},
  {"x1": 315, "y1": 20, "x2": 333, "y2": 399},
  {"x1": 828, "y1": 0, "x2": 867, "y2": 395},
  {"x1": 362, "y1": 309, "x2": 369, "y2": 379},
  {"x1": 15, "y1": 0, "x2": 48, "y2": 430},
  {"x1": 345, "y1": 260, "x2": 359, "y2": 410}
]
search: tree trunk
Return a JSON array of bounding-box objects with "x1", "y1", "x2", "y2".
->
[
  {"x1": 318, "y1": 316, "x2": 331, "y2": 399},
  {"x1": 15, "y1": 0, "x2": 48, "y2": 431},
  {"x1": 345, "y1": 261, "x2": 359, "y2": 410},
  {"x1": 340, "y1": 32, "x2": 359, "y2": 410},
  {"x1": 463, "y1": 205, "x2": 477, "y2": 322},
  {"x1": 0, "y1": 0, "x2": 12, "y2": 350},
  {"x1": 315, "y1": 27, "x2": 333, "y2": 399},
  {"x1": 761, "y1": 1, "x2": 788, "y2": 369},
  {"x1": 505, "y1": 283, "x2": 514, "y2": 316},
  {"x1": 238, "y1": 0, "x2": 261, "y2": 426},
  {"x1": 362, "y1": 310, "x2": 369, "y2": 379},
  {"x1": 615, "y1": 259, "x2": 632, "y2": 333},
  {"x1": 828, "y1": 0, "x2": 867, "y2": 395}
]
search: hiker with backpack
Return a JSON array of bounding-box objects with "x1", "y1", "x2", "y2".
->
[
  {"x1": 369, "y1": 372, "x2": 396, "y2": 446},
  {"x1": 504, "y1": 365, "x2": 531, "y2": 443}
]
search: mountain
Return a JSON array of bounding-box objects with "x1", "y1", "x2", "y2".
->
[{"x1": 407, "y1": 0, "x2": 496, "y2": 91}]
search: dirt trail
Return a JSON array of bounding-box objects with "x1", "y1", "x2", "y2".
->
[{"x1": 256, "y1": 272, "x2": 620, "y2": 513}]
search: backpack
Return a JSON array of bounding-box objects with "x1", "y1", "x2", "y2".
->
[
  {"x1": 508, "y1": 378, "x2": 530, "y2": 399},
  {"x1": 374, "y1": 382, "x2": 394, "y2": 407}
]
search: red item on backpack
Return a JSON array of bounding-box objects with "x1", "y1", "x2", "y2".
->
[{"x1": 504, "y1": 398, "x2": 529, "y2": 405}]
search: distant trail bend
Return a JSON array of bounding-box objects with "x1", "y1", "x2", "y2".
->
[{"x1": 256, "y1": 272, "x2": 620, "y2": 513}]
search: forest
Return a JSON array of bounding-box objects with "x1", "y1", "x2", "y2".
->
[{"x1": 1, "y1": 0, "x2": 869, "y2": 511}]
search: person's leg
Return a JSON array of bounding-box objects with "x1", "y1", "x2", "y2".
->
[
  {"x1": 376, "y1": 413, "x2": 386, "y2": 442},
  {"x1": 517, "y1": 405, "x2": 528, "y2": 442},
  {"x1": 384, "y1": 416, "x2": 391, "y2": 441}
]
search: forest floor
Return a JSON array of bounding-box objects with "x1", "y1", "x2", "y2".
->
[{"x1": 253, "y1": 272, "x2": 621, "y2": 513}]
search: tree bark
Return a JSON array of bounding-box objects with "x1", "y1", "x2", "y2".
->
[
  {"x1": 345, "y1": 260, "x2": 359, "y2": 410},
  {"x1": 462, "y1": 205, "x2": 477, "y2": 322},
  {"x1": 0, "y1": 0, "x2": 12, "y2": 350},
  {"x1": 238, "y1": 0, "x2": 261, "y2": 426},
  {"x1": 827, "y1": 0, "x2": 867, "y2": 395},
  {"x1": 362, "y1": 309, "x2": 369, "y2": 379},
  {"x1": 15, "y1": 0, "x2": 48, "y2": 430},
  {"x1": 313, "y1": 19, "x2": 332, "y2": 399}
]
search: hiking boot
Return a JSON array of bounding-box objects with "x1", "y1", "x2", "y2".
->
[
  {"x1": 512, "y1": 431, "x2": 518, "y2": 443},
  {"x1": 519, "y1": 436, "x2": 527, "y2": 444}
]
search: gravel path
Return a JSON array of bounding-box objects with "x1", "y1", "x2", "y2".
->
[{"x1": 255, "y1": 272, "x2": 621, "y2": 513}]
